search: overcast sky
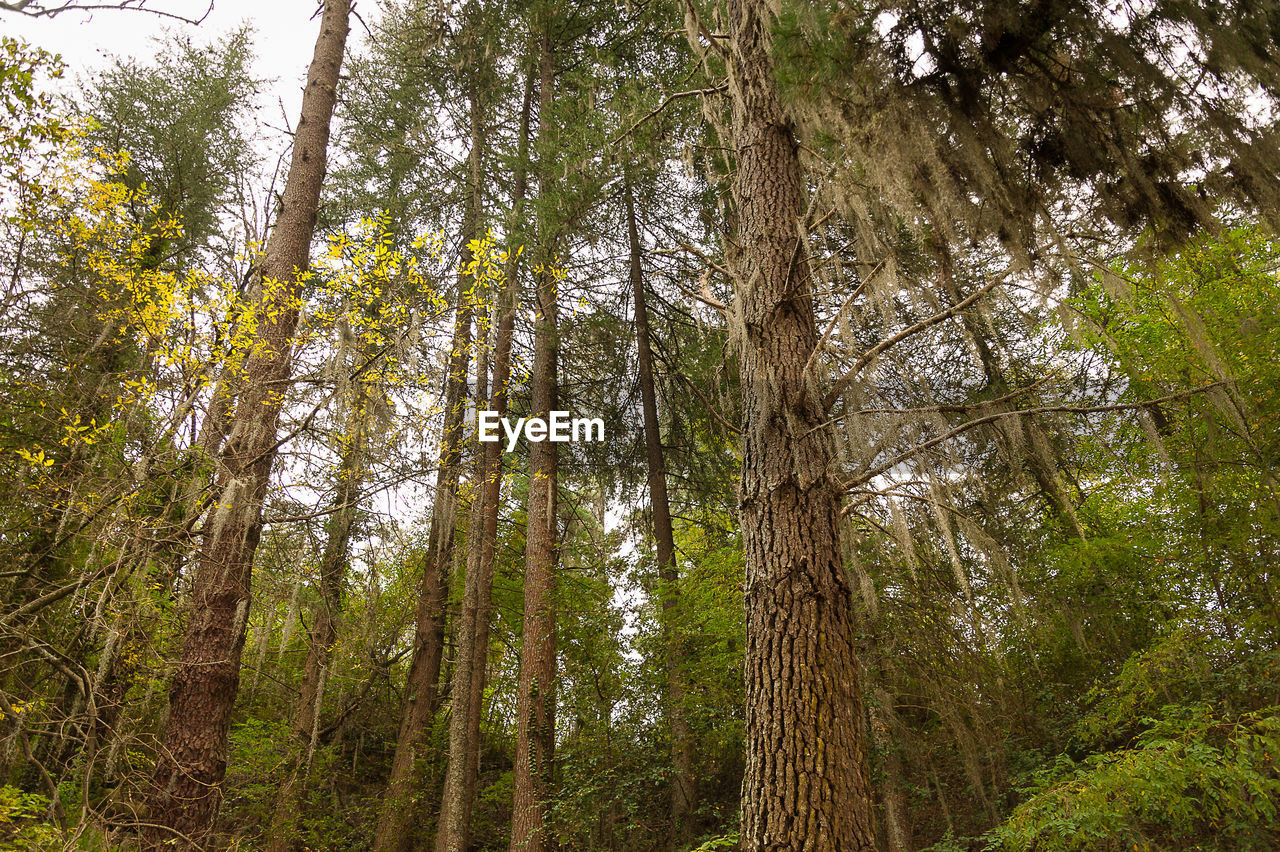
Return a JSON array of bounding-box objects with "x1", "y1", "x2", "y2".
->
[{"x1": 5, "y1": 1, "x2": 354, "y2": 134}]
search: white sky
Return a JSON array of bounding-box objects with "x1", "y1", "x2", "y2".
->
[{"x1": 4, "y1": 1, "x2": 342, "y2": 133}]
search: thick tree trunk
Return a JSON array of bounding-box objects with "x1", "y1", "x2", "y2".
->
[
  {"x1": 264, "y1": 385, "x2": 368, "y2": 852},
  {"x1": 508, "y1": 26, "x2": 558, "y2": 852},
  {"x1": 622, "y1": 174, "x2": 695, "y2": 848},
  {"x1": 141, "y1": 3, "x2": 351, "y2": 848},
  {"x1": 725, "y1": 0, "x2": 877, "y2": 849},
  {"x1": 434, "y1": 58, "x2": 533, "y2": 852},
  {"x1": 373, "y1": 91, "x2": 483, "y2": 852}
]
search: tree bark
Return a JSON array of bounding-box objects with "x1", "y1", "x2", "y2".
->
[
  {"x1": 142, "y1": 3, "x2": 351, "y2": 848},
  {"x1": 373, "y1": 79, "x2": 484, "y2": 852},
  {"x1": 434, "y1": 56, "x2": 533, "y2": 852},
  {"x1": 622, "y1": 173, "x2": 695, "y2": 848},
  {"x1": 508, "y1": 24, "x2": 558, "y2": 852},
  {"x1": 725, "y1": 0, "x2": 877, "y2": 848}
]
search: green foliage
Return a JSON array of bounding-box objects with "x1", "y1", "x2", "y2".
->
[
  {"x1": 223, "y1": 718, "x2": 290, "y2": 832},
  {"x1": 0, "y1": 786, "x2": 58, "y2": 850},
  {"x1": 988, "y1": 707, "x2": 1280, "y2": 851},
  {"x1": 1073, "y1": 632, "x2": 1279, "y2": 751},
  {"x1": 688, "y1": 831, "x2": 739, "y2": 852},
  {"x1": 0, "y1": 38, "x2": 65, "y2": 182},
  {"x1": 80, "y1": 28, "x2": 257, "y2": 263}
]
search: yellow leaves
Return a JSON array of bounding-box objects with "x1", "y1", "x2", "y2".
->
[
  {"x1": 18, "y1": 134, "x2": 206, "y2": 369},
  {"x1": 55, "y1": 410, "x2": 112, "y2": 447},
  {"x1": 15, "y1": 448, "x2": 54, "y2": 468},
  {"x1": 461, "y1": 229, "x2": 520, "y2": 295},
  {"x1": 533, "y1": 256, "x2": 569, "y2": 283}
]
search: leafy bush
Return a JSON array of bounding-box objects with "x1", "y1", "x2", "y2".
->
[
  {"x1": 986, "y1": 706, "x2": 1280, "y2": 850},
  {"x1": 688, "y1": 831, "x2": 739, "y2": 852},
  {"x1": 0, "y1": 786, "x2": 59, "y2": 850}
]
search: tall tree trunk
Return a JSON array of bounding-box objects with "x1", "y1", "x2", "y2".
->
[
  {"x1": 142, "y1": 3, "x2": 351, "y2": 848},
  {"x1": 622, "y1": 174, "x2": 695, "y2": 848},
  {"x1": 373, "y1": 88, "x2": 484, "y2": 852},
  {"x1": 436, "y1": 304, "x2": 490, "y2": 852},
  {"x1": 264, "y1": 383, "x2": 369, "y2": 852},
  {"x1": 434, "y1": 54, "x2": 533, "y2": 852},
  {"x1": 509, "y1": 25, "x2": 558, "y2": 852},
  {"x1": 725, "y1": 0, "x2": 877, "y2": 849}
]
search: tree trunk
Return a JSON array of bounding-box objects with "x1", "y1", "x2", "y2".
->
[
  {"x1": 264, "y1": 383, "x2": 369, "y2": 852},
  {"x1": 725, "y1": 0, "x2": 877, "y2": 849},
  {"x1": 434, "y1": 55, "x2": 533, "y2": 852},
  {"x1": 622, "y1": 174, "x2": 695, "y2": 848},
  {"x1": 509, "y1": 25, "x2": 558, "y2": 852},
  {"x1": 142, "y1": 3, "x2": 351, "y2": 848},
  {"x1": 868, "y1": 687, "x2": 913, "y2": 852},
  {"x1": 373, "y1": 86, "x2": 484, "y2": 852}
]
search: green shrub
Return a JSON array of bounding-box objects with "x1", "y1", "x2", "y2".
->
[
  {"x1": 0, "y1": 785, "x2": 59, "y2": 850},
  {"x1": 986, "y1": 706, "x2": 1280, "y2": 851}
]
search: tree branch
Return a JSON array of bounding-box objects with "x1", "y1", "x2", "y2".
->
[{"x1": 0, "y1": 0, "x2": 213, "y2": 23}]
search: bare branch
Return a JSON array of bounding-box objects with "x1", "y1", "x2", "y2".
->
[
  {"x1": 611, "y1": 82, "x2": 728, "y2": 146},
  {"x1": 0, "y1": 0, "x2": 213, "y2": 23},
  {"x1": 823, "y1": 274, "x2": 1005, "y2": 410},
  {"x1": 841, "y1": 383, "x2": 1226, "y2": 493}
]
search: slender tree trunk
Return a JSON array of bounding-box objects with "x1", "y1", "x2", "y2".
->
[
  {"x1": 264, "y1": 384, "x2": 369, "y2": 852},
  {"x1": 434, "y1": 57, "x2": 533, "y2": 852},
  {"x1": 373, "y1": 89, "x2": 484, "y2": 852},
  {"x1": 372, "y1": 299, "x2": 470, "y2": 852},
  {"x1": 868, "y1": 686, "x2": 913, "y2": 852},
  {"x1": 437, "y1": 310, "x2": 490, "y2": 852},
  {"x1": 622, "y1": 174, "x2": 695, "y2": 848},
  {"x1": 141, "y1": 4, "x2": 351, "y2": 848},
  {"x1": 435, "y1": 61, "x2": 535, "y2": 852},
  {"x1": 725, "y1": 0, "x2": 877, "y2": 848},
  {"x1": 509, "y1": 26, "x2": 558, "y2": 852}
]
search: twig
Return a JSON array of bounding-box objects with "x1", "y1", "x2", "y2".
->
[
  {"x1": 841, "y1": 383, "x2": 1226, "y2": 490},
  {"x1": 0, "y1": 0, "x2": 213, "y2": 23},
  {"x1": 612, "y1": 83, "x2": 728, "y2": 146},
  {"x1": 823, "y1": 274, "x2": 1004, "y2": 409}
]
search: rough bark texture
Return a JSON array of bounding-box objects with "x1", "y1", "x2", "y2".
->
[
  {"x1": 623, "y1": 174, "x2": 695, "y2": 848},
  {"x1": 434, "y1": 60, "x2": 533, "y2": 852},
  {"x1": 726, "y1": 0, "x2": 877, "y2": 848},
  {"x1": 373, "y1": 165, "x2": 481, "y2": 852},
  {"x1": 141, "y1": 3, "x2": 350, "y2": 848},
  {"x1": 437, "y1": 330, "x2": 488, "y2": 852},
  {"x1": 508, "y1": 27, "x2": 558, "y2": 852}
]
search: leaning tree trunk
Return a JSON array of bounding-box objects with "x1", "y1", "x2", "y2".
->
[
  {"x1": 623, "y1": 173, "x2": 695, "y2": 848},
  {"x1": 142, "y1": 3, "x2": 351, "y2": 849},
  {"x1": 508, "y1": 24, "x2": 558, "y2": 852},
  {"x1": 372, "y1": 102, "x2": 483, "y2": 852},
  {"x1": 434, "y1": 53, "x2": 533, "y2": 852},
  {"x1": 725, "y1": 0, "x2": 877, "y2": 849}
]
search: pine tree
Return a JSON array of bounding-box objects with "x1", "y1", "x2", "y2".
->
[
  {"x1": 722, "y1": 0, "x2": 878, "y2": 847},
  {"x1": 142, "y1": 3, "x2": 351, "y2": 846},
  {"x1": 508, "y1": 14, "x2": 560, "y2": 852}
]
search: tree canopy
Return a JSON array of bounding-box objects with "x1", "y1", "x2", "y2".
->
[{"x1": 1, "y1": 2, "x2": 1278, "y2": 851}]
